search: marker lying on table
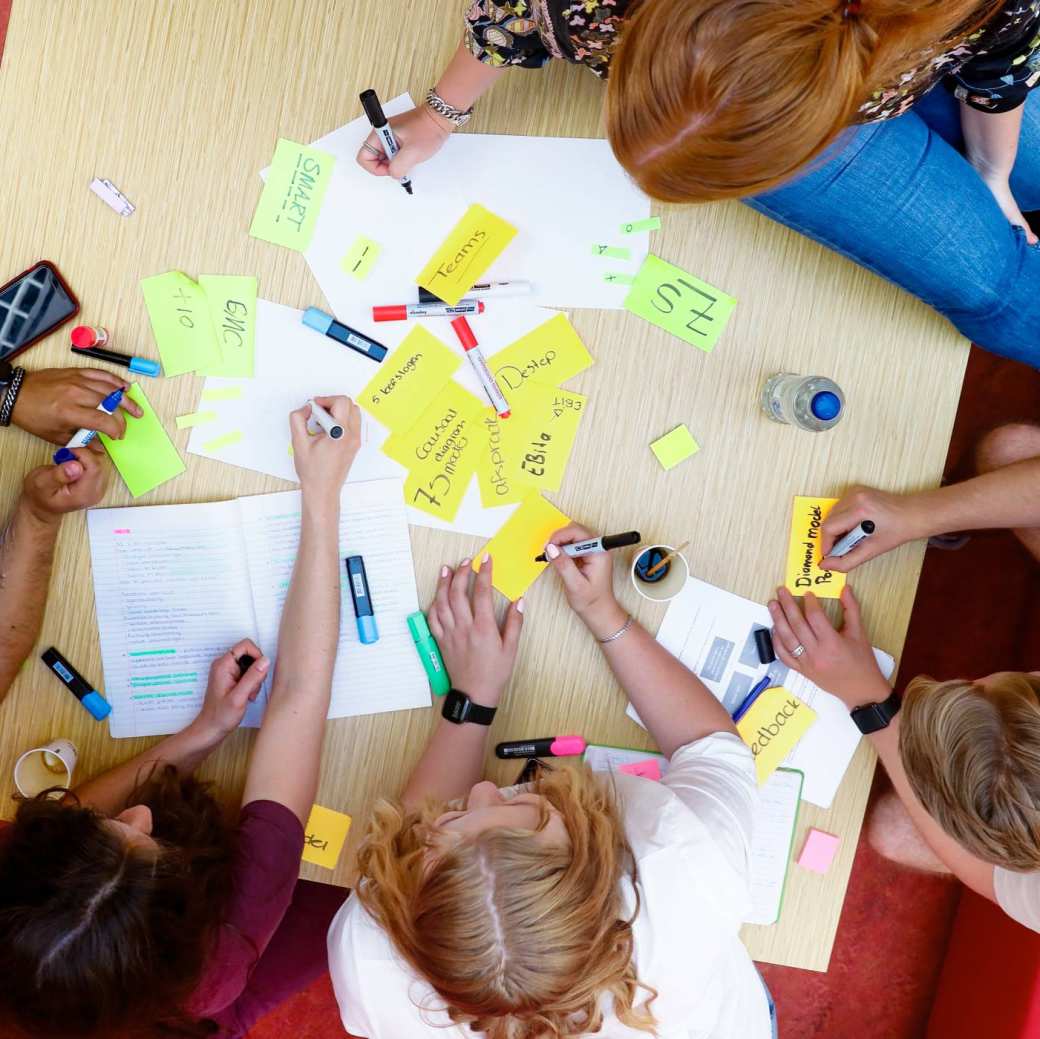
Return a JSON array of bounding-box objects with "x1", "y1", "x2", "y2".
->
[
  {"x1": 407, "y1": 611, "x2": 451, "y2": 696},
  {"x1": 732, "y1": 676, "x2": 771, "y2": 724},
  {"x1": 496, "y1": 736, "x2": 588, "y2": 759},
  {"x1": 535, "y1": 530, "x2": 640, "y2": 562},
  {"x1": 307, "y1": 399, "x2": 343, "y2": 439},
  {"x1": 346, "y1": 555, "x2": 379, "y2": 644},
  {"x1": 451, "y1": 315, "x2": 510, "y2": 419},
  {"x1": 40, "y1": 647, "x2": 111, "y2": 721},
  {"x1": 53, "y1": 387, "x2": 124, "y2": 463},
  {"x1": 302, "y1": 307, "x2": 387, "y2": 363},
  {"x1": 360, "y1": 88, "x2": 413, "y2": 196},
  {"x1": 71, "y1": 328, "x2": 160, "y2": 377},
  {"x1": 419, "y1": 280, "x2": 532, "y2": 304},
  {"x1": 372, "y1": 300, "x2": 485, "y2": 322},
  {"x1": 828, "y1": 520, "x2": 876, "y2": 558}
]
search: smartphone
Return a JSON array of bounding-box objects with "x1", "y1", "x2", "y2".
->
[{"x1": 0, "y1": 261, "x2": 80, "y2": 363}]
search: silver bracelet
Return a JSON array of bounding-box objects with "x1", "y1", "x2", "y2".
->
[
  {"x1": 597, "y1": 615, "x2": 633, "y2": 644},
  {"x1": 426, "y1": 88, "x2": 473, "y2": 128},
  {"x1": 0, "y1": 366, "x2": 25, "y2": 427}
]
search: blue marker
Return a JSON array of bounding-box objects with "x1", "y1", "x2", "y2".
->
[
  {"x1": 302, "y1": 307, "x2": 388, "y2": 363},
  {"x1": 53, "y1": 387, "x2": 124, "y2": 463},
  {"x1": 41, "y1": 647, "x2": 111, "y2": 721},
  {"x1": 346, "y1": 555, "x2": 379, "y2": 644},
  {"x1": 732, "y1": 675, "x2": 772, "y2": 723}
]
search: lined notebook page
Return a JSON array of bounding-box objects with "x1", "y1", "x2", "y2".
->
[{"x1": 746, "y1": 768, "x2": 803, "y2": 925}]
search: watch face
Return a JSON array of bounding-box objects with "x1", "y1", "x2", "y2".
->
[{"x1": 443, "y1": 690, "x2": 469, "y2": 724}]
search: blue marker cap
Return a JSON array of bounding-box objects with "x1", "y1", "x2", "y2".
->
[
  {"x1": 357, "y1": 614, "x2": 379, "y2": 645},
  {"x1": 129, "y1": 356, "x2": 161, "y2": 377},
  {"x1": 100, "y1": 387, "x2": 125, "y2": 412},
  {"x1": 81, "y1": 690, "x2": 112, "y2": 720},
  {"x1": 53, "y1": 447, "x2": 76, "y2": 465},
  {"x1": 40, "y1": 647, "x2": 112, "y2": 722},
  {"x1": 345, "y1": 555, "x2": 379, "y2": 645},
  {"x1": 303, "y1": 307, "x2": 333, "y2": 334},
  {"x1": 810, "y1": 391, "x2": 842, "y2": 421}
]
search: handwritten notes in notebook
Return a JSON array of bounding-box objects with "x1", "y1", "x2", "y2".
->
[
  {"x1": 199, "y1": 275, "x2": 257, "y2": 378},
  {"x1": 302, "y1": 804, "x2": 352, "y2": 869},
  {"x1": 416, "y1": 203, "x2": 517, "y2": 306},
  {"x1": 141, "y1": 272, "x2": 221, "y2": 377},
  {"x1": 99, "y1": 384, "x2": 185, "y2": 498},
  {"x1": 250, "y1": 138, "x2": 335, "y2": 251},
  {"x1": 785, "y1": 496, "x2": 845, "y2": 599},
  {"x1": 490, "y1": 313, "x2": 594, "y2": 397},
  {"x1": 736, "y1": 687, "x2": 817, "y2": 784}
]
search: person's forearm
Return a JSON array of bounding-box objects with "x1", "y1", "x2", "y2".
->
[
  {"x1": 433, "y1": 39, "x2": 508, "y2": 112},
  {"x1": 961, "y1": 102, "x2": 1024, "y2": 181},
  {"x1": 0, "y1": 499, "x2": 61, "y2": 702},
  {"x1": 401, "y1": 717, "x2": 489, "y2": 810}
]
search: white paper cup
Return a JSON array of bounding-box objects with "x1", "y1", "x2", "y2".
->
[
  {"x1": 14, "y1": 738, "x2": 77, "y2": 798},
  {"x1": 630, "y1": 544, "x2": 690, "y2": 602}
]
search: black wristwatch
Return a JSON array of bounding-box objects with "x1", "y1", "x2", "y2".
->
[
  {"x1": 442, "y1": 688, "x2": 497, "y2": 726},
  {"x1": 850, "y1": 691, "x2": 901, "y2": 734}
]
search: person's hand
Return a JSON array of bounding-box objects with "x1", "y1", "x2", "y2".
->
[
  {"x1": 11, "y1": 368, "x2": 143, "y2": 447},
  {"x1": 979, "y1": 172, "x2": 1038, "y2": 245},
  {"x1": 543, "y1": 523, "x2": 628, "y2": 638},
  {"x1": 355, "y1": 106, "x2": 452, "y2": 181},
  {"x1": 819, "y1": 485, "x2": 931, "y2": 573},
  {"x1": 192, "y1": 639, "x2": 270, "y2": 741},
  {"x1": 20, "y1": 449, "x2": 109, "y2": 524},
  {"x1": 427, "y1": 555, "x2": 524, "y2": 706},
  {"x1": 289, "y1": 396, "x2": 362, "y2": 503},
  {"x1": 767, "y1": 586, "x2": 891, "y2": 709}
]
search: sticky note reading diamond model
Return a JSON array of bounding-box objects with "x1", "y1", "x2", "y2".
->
[
  {"x1": 736, "y1": 687, "x2": 817, "y2": 785},
  {"x1": 785, "y1": 496, "x2": 846, "y2": 599},
  {"x1": 301, "y1": 804, "x2": 352, "y2": 870}
]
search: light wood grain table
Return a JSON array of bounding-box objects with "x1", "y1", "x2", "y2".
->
[{"x1": 0, "y1": 0, "x2": 969, "y2": 972}]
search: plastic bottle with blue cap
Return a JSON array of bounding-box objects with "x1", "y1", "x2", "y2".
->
[{"x1": 761, "y1": 373, "x2": 845, "y2": 432}]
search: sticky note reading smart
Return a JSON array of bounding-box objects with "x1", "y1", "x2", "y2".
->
[
  {"x1": 475, "y1": 495, "x2": 572, "y2": 601},
  {"x1": 359, "y1": 326, "x2": 461, "y2": 434},
  {"x1": 785, "y1": 496, "x2": 846, "y2": 599},
  {"x1": 199, "y1": 275, "x2": 257, "y2": 379},
  {"x1": 477, "y1": 411, "x2": 534, "y2": 508},
  {"x1": 797, "y1": 828, "x2": 840, "y2": 875},
  {"x1": 416, "y1": 203, "x2": 517, "y2": 306},
  {"x1": 618, "y1": 758, "x2": 662, "y2": 781},
  {"x1": 625, "y1": 254, "x2": 736, "y2": 352},
  {"x1": 250, "y1": 138, "x2": 335, "y2": 251},
  {"x1": 301, "y1": 804, "x2": 352, "y2": 870},
  {"x1": 736, "y1": 687, "x2": 817, "y2": 785},
  {"x1": 650, "y1": 425, "x2": 699, "y2": 470},
  {"x1": 140, "y1": 271, "x2": 220, "y2": 377},
  {"x1": 99, "y1": 384, "x2": 186, "y2": 498},
  {"x1": 490, "y1": 313, "x2": 594, "y2": 397},
  {"x1": 341, "y1": 235, "x2": 381, "y2": 280}
]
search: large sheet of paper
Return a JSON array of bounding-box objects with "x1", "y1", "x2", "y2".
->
[{"x1": 87, "y1": 479, "x2": 428, "y2": 737}]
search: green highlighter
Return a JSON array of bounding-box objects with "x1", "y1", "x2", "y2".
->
[{"x1": 407, "y1": 611, "x2": 451, "y2": 696}]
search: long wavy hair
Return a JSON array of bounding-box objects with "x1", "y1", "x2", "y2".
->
[
  {"x1": 0, "y1": 765, "x2": 237, "y2": 1038},
  {"x1": 355, "y1": 766, "x2": 656, "y2": 1039}
]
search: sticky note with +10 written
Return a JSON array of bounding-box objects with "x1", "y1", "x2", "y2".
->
[
  {"x1": 736, "y1": 687, "x2": 818, "y2": 785},
  {"x1": 785, "y1": 496, "x2": 846, "y2": 599},
  {"x1": 140, "y1": 271, "x2": 220, "y2": 377},
  {"x1": 489, "y1": 313, "x2": 594, "y2": 397},
  {"x1": 301, "y1": 804, "x2": 352, "y2": 870},
  {"x1": 250, "y1": 138, "x2": 335, "y2": 252}
]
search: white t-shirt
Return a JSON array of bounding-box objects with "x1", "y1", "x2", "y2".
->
[
  {"x1": 327, "y1": 732, "x2": 772, "y2": 1039},
  {"x1": 994, "y1": 866, "x2": 1040, "y2": 931}
]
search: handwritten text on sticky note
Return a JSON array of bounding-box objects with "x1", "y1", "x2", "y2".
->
[
  {"x1": 497, "y1": 383, "x2": 586, "y2": 494},
  {"x1": 199, "y1": 275, "x2": 257, "y2": 379},
  {"x1": 737, "y1": 687, "x2": 817, "y2": 785},
  {"x1": 140, "y1": 271, "x2": 220, "y2": 377},
  {"x1": 341, "y1": 235, "x2": 381, "y2": 280},
  {"x1": 477, "y1": 411, "x2": 534, "y2": 508},
  {"x1": 250, "y1": 138, "x2": 335, "y2": 251},
  {"x1": 490, "y1": 313, "x2": 593, "y2": 397},
  {"x1": 785, "y1": 496, "x2": 846, "y2": 599},
  {"x1": 301, "y1": 804, "x2": 352, "y2": 870}
]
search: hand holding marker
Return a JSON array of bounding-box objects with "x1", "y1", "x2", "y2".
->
[
  {"x1": 535, "y1": 530, "x2": 640, "y2": 562},
  {"x1": 360, "y1": 88, "x2": 413, "y2": 195},
  {"x1": 53, "y1": 387, "x2": 124, "y2": 463},
  {"x1": 828, "y1": 520, "x2": 876, "y2": 559},
  {"x1": 307, "y1": 399, "x2": 343, "y2": 439}
]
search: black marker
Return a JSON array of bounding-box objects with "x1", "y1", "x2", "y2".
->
[
  {"x1": 754, "y1": 628, "x2": 776, "y2": 665},
  {"x1": 302, "y1": 307, "x2": 388, "y2": 363},
  {"x1": 535, "y1": 531, "x2": 640, "y2": 563},
  {"x1": 360, "y1": 89, "x2": 413, "y2": 195},
  {"x1": 41, "y1": 647, "x2": 111, "y2": 721},
  {"x1": 829, "y1": 520, "x2": 876, "y2": 558}
]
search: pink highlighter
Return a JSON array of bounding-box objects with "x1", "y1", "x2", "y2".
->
[{"x1": 495, "y1": 736, "x2": 588, "y2": 759}]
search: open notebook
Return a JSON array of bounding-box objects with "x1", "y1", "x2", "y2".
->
[
  {"x1": 86, "y1": 478, "x2": 429, "y2": 738},
  {"x1": 584, "y1": 744, "x2": 802, "y2": 926}
]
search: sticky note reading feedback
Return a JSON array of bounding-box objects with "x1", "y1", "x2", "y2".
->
[
  {"x1": 416, "y1": 203, "x2": 517, "y2": 306},
  {"x1": 624, "y1": 254, "x2": 736, "y2": 352},
  {"x1": 490, "y1": 313, "x2": 594, "y2": 397},
  {"x1": 301, "y1": 803, "x2": 352, "y2": 870},
  {"x1": 785, "y1": 496, "x2": 846, "y2": 599},
  {"x1": 250, "y1": 138, "x2": 335, "y2": 252},
  {"x1": 99, "y1": 384, "x2": 186, "y2": 498},
  {"x1": 140, "y1": 271, "x2": 220, "y2": 377},
  {"x1": 736, "y1": 687, "x2": 817, "y2": 785},
  {"x1": 199, "y1": 275, "x2": 257, "y2": 379}
]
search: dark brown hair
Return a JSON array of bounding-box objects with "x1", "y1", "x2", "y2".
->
[{"x1": 0, "y1": 766, "x2": 237, "y2": 1038}]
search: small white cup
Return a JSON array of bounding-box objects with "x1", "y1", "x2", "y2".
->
[
  {"x1": 14, "y1": 738, "x2": 77, "y2": 798},
  {"x1": 630, "y1": 544, "x2": 690, "y2": 603}
]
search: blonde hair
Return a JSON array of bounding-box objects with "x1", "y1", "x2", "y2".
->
[
  {"x1": 354, "y1": 767, "x2": 656, "y2": 1039},
  {"x1": 900, "y1": 673, "x2": 1040, "y2": 871}
]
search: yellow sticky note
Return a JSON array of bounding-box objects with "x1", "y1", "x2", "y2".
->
[
  {"x1": 99, "y1": 384, "x2": 186, "y2": 498},
  {"x1": 341, "y1": 235, "x2": 381, "y2": 279},
  {"x1": 737, "y1": 688, "x2": 817, "y2": 784},
  {"x1": 624, "y1": 254, "x2": 736, "y2": 352},
  {"x1": 199, "y1": 275, "x2": 257, "y2": 378},
  {"x1": 489, "y1": 313, "x2": 594, "y2": 398},
  {"x1": 140, "y1": 271, "x2": 220, "y2": 377},
  {"x1": 301, "y1": 804, "x2": 352, "y2": 870},
  {"x1": 359, "y1": 326, "x2": 461, "y2": 433},
  {"x1": 650, "y1": 425, "x2": 699, "y2": 470},
  {"x1": 416, "y1": 203, "x2": 517, "y2": 306},
  {"x1": 250, "y1": 138, "x2": 335, "y2": 251},
  {"x1": 175, "y1": 411, "x2": 217, "y2": 429},
  {"x1": 476, "y1": 411, "x2": 535, "y2": 508},
  {"x1": 785, "y1": 496, "x2": 846, "y2": 599}
]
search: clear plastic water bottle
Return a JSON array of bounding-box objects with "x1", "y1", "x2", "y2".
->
[{"x1": 761, "y1": 373, "x2": 845, "y2": 432}]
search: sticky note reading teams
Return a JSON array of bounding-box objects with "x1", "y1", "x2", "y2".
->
[
  {"x1": 785, "y1": 496, "x2": 846, "y2": 599},
  {"x1": 359, "y1": 326, "x2": 461, "y2": 434},
  {"x1": 736, "y1": 687, "x2": 817, "y2": 785},
  {"x1": 416, "y1": 203, "x2": 517, "y2": 306},
  {"x1": 475, "y1": 495, "x2": 572, "y2": 601},
  {"x1": 100, "y1": 384, "x2": 186, "y2": 498},
  {"x1": 650, "y1": 425, "x2": 699, "y2": 470},
  {"x1": 199, "y1": 275, "x2": 257, "y2": 379},
  {"x1": 797, "y1": 828, "x2": 840, "y2": 875},
  {"x1": 490, "y1": 313, "x2": 594, "y2": 397},
  {"x1": 625, "y1": 254, "x2": 736, "y2": 352},
  {"x1": 140, "y1": 271, "x2": 220, "y2": 377},
  {"x1": 341, "y1": 235, "x2": 381, "y2": 280},
  {"x1": 301, "y1": 804, "x2": 352, "y2": 870},
  {"x1": 250, "y1": 138, "x2": 335, "y2": 252}
]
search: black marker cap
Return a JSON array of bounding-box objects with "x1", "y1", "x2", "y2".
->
[
  {"x1": 754, "y1": 628, "x2": 776, "y2": 665},
  {"x1": 359, "y1": 89, "x2": 387, "y2": 128}
]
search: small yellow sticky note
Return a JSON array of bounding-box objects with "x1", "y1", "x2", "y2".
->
[
  {"x1": 202, "y1": 430, "x2": 244, "y2": 452},
  {"x1": 489, "y1": 313, "x2": 594, "y2": 398},
  {"x1": 737, "y1": 688, "x2": 817, "y2": 784},
  {"x1": 341, "y1": 235, "x2": 381, "y2": 279},
  {"x1": 416, "y1": 203, "x2": 517, "y2": 306},
  {"x1": 785, "y1": 496, "x2": 846, "y2": 599},
  {"x1": 250, "y1": 138, "x2": 335, "y2": 252},
  {"x1": 650, "y1": 425, "x2": 699, "y2": 470},
  {"x1": 175, "y1": 411, "x2": 217, "y2": 429},
  {"x1": 99, "y1": 384, "x2": 186, "y2": 498},
  {"x1": 476, "y1": 410, "x2": 535, "y2": 508},
  {"x1": 201, "y1": 386, "x2": 243, "y2": 402},
  {"x1": 475, "y1": 495, "x2": 572, "y2": 601},
  {"x1": 359, "y1": 326, "x2": 461, "y2": 434},
  {"x1": 199, "y1": 275, "x2": 257, "y2": 379},
  {"x1": 301, "y1": 803, "x2": 352, "y2": 870},
  {"x1": 140, "y1": 271, "x2": 220, "y2": 377}
]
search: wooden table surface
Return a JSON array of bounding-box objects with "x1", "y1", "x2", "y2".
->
[{"x1": 0, "y1": 0, "x2": 968, "y2": 972}]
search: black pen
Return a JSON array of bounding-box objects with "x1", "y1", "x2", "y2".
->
[
  {"x1": 535, "y1": 531, "x2": 640, "y2": 563},
  {"x1": 360, "y1": 89, "x2": 413, "y2": 195}
]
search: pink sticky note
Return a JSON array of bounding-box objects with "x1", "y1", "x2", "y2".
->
[
  {"x1": 797, "y1": 828, "x2": 840, "y2": 874},
  {"x1": 618, "y1": 758, "x2": 662, "y2": 782}
]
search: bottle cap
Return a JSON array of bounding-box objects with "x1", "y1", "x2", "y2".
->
[
  {"x1": 70, "y1": 325, "x2": 98, "y2": 349},
  {"x1": 810, "y1": 391, "x2": 842, "y2": 421}
]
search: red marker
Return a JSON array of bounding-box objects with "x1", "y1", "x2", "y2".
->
[
  {"x1": 451, "y1": 315, "x2": 510, "y2": 419},
  {"x1": 372, "y1": 300, "x2": 485, "y2": 322}
]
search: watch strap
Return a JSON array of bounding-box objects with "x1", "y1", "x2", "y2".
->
[
  {"x1": 442, "y1": 688, "x2": 497, "y2": 726},
  {"x1": 850, "y1": 690, "x2": 901, "y2": 734}
]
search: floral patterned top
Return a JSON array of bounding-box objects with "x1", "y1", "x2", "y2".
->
[{"x1": 464, "y1": 0, "x2": 1040, "y2": 122}]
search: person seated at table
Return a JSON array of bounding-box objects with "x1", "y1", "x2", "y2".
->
[
  {"x1": 359, "y1": 0, "x2": 1040, "y2": 368},
  {"x1": 0, "y1": 397, "x2": 361, "y2": 1039},
  {"x1": 327, "y1": 524, "x2": 775, "y2": 1039}
]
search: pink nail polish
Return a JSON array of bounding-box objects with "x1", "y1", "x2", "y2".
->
[{"x1": 516, "y1": 598, "x2": 525, "y2": 614}]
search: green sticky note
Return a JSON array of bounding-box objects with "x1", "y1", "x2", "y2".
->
[
  {"x1": 175, "y1": 411, "x2": 217, "y2": 429},
  {"x1": 650, "y1": 424, "x2": 700, "y2": 470},
  {"x1": 625, "y1": 254, "x2": 737, "y2": 353},
  {"x1": 201, "y1": 386, "x2": 242, "y2": 402},
  {"x1": 592, "y1": 244, "x2": 631, "y2": 260},
  {"x1": 198, "y1": 275, "x2": 257, "y2": 378},
  {"x1": 202, "y1": 430, "x2": 243, "y2": 452},
  {"x1": 100, "y1": 384, "x2": 186, "y2": 497},
  {"x1": 603, "y1": 272, "x2": 635, "y2": 285},
  {"x1": 341, "y1": 235, "x2": 381, "y2": 280},
  {"x1": 140, "y1": 271, "x2": 221, "y2": 377},
  {"x1": 250, "y1": 138, "x2": 335, "y2": 251},
  {"x1": 620, "y1": 216, "x2": 661, "y2": 234}
]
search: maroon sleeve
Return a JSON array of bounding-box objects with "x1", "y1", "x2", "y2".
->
[{"x1": 188, "y1": 800, "x2": 305, "y2": 1018}]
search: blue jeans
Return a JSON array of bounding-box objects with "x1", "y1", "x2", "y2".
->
[{"x1": 747, "y1": 86, "x2": 1040, "y2": 367}]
